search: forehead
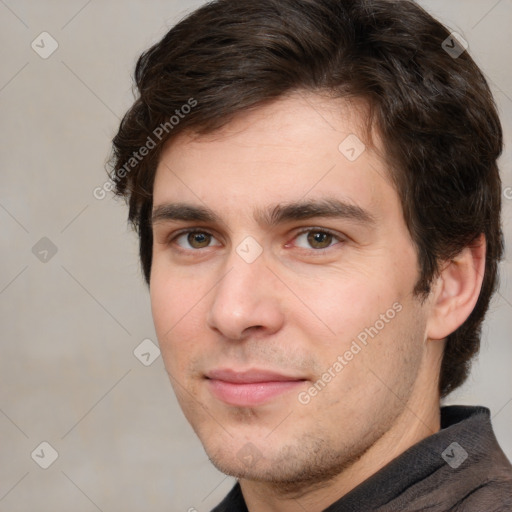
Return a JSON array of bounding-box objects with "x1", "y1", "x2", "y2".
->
[{"x1": 152, "y1": 93, "x2": 397, "y2": 222}]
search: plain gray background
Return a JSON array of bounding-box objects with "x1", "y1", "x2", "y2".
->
[{"x1": 1, "y1": 1, "x2": 511, "y2": 511}]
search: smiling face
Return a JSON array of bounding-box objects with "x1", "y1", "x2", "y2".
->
[{"x1": 150, "y1": 93, "x2": 442, "y2": 492}]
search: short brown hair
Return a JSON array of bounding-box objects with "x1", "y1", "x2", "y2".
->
[{"x1": 109, "y1": 0, "x2": 503, "y2": 396}]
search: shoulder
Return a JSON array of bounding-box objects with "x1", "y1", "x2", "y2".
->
[{"x1": 454, "y1": 478, "x2": 512, "y2": 511}]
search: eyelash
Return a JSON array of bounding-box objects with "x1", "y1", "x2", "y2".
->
[{"x1": 168, "y1": 227, "x2": 344, "y2": 253}]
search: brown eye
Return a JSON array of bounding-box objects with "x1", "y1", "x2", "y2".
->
[
  {"x1": 306, "y1": 231, "x2": 334, "y2": 249},
  {"x1": 187, "y1": 231, "x2": 212, "y2": 249},
  {"x1": 187, "y1": 232, "x2": 212, "y2": 248},
  {"x1": 173, "y1": 230, "x2": 221, "y2": 251}
]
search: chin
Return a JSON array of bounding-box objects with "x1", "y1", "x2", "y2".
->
[{"x1": 203, "y1": 432, "x2": 363, "y2": 493}]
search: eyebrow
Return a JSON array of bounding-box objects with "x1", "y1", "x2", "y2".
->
[{"x1": 151, "y1": 198, "x2": 375, "y2": 227}]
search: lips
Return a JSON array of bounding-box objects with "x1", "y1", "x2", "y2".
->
[{"x1": 205, "y1": 368, "x2": 306, "y2": 407}]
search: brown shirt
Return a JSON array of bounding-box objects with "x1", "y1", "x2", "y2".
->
[{"x1": 212, "y1": 406, "x2": 512, "y2": 511}]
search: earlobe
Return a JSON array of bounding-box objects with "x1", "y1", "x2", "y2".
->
[{"x1": 426, "y1": 234, "x2": 486, "y2": 341}]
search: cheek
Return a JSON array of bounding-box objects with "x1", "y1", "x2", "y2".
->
[
  {"x1": 149, "y1": 270, "x2": 202, "y2": 367},
  {"x1": 292, "y1": 272, "x2": 396, "y2": 348},
  {"x1": 351, "y1": 299, "x2": 425, "y2": 393},
  {"x1": 150, "y1": 257, "x2": 204, "y2": 328},
  {"x1": 291, "y1": 267, "x2": 420, "y2": 405},
  {"x1": 150, "y1": 274, "x2": 176, "y2": 337}
]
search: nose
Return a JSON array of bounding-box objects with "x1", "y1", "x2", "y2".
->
[{"x1": 206, "y1": 251, "x2": 285, "y2": 341}]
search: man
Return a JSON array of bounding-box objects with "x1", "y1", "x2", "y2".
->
[{"x1": 109, "y1": 0, "x2": 512, "y2": 510}]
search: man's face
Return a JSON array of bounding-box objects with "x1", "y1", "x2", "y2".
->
[{"x1": 150, "y1": 93, "x2": 435, "y2": 484}]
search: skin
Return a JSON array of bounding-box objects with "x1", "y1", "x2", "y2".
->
[{"x1": 149, "y1": 92, "x2": 485, "y2": 511}]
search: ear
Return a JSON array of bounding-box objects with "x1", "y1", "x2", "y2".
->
[{"x1": 426, "y1": 234, "x2": 486, "y2": 341}]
